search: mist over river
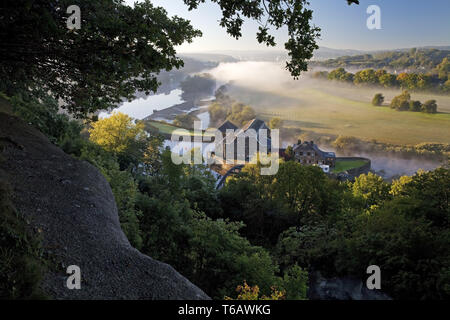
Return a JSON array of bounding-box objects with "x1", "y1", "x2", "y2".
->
[
  {"x1": 344, "y1": 152, "x2": 443, "y2": 179},
  {"x1": 99, "y1": 61, "x2": 445, "y2": 178}
]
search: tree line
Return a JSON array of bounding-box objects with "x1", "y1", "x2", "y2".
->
[
  {"x1": 313, "y1": 57, "x2": 450, "y2": 93},
  {"x1": 314, "y1": 48, "x2": 450, "y2": 73},
  {"x1": 372, "y1": 91, "x2": 438, "y2": 113},
  {"x1": 208, "y1": 86, "x2": 257, "y2": 127}
]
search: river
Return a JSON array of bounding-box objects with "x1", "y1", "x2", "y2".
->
[
  {"x1": 99, "y1": 89, "x2": 184, "y2": 120},
  {"x1": 97, "y1": 61, "x2": 443, "y2": 178}
]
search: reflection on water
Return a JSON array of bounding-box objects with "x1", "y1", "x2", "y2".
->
[{"x1": 99, "y1": 89, "x2": 183, "y2": 120}]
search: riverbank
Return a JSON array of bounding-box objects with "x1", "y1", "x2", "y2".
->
[{"x1": 144, "y1": 99, "x2": 213, "y2": 121}]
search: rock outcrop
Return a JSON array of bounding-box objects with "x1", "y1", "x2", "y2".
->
[{"x1": 0, "y1": 112, "x2": 209, "y2": 299}]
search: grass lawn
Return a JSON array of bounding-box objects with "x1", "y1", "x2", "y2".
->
[
  {"x1": 332, "y1": 159, "x2": 369, "y2": 173},
  {"x1": 146, "y1": 120, "x2": 214, "y2": 137},
  {"x1": 227, "y1": 82, "x2": 450, "y2": 145},
  {"x1": 0, "y1": 95, "x2": 13, "y2": 115}
]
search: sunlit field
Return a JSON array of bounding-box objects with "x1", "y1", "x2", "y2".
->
[
  {"x1": 147, "y1": 120, "x2": 214, "y2": 137},
  {"x1": 332, "y1": 159, "x2": 369, "y2": 173},
  {"x1": 226, "y1": 79, "x2": 450, "y2": 145}
]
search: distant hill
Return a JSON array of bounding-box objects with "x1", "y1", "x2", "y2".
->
[
  {"x1": 312, "y1": 48, "x2": 450, "y2": 72},
  {"x1": 314, "y1": 46, "x2": 450, "y2": 60},
  {"x1": 184, "y1": 46, "x2": 450, "y2": 65},
  {"x1": 198, "y1": 50, "x2": 288, "y2": 62},
  {"x1": 394, "y1": 46, "x2": 450, "y2": 52},
  {"x1": 313, "y1": 47, "x2": 364, "y2": 60},
  {"x1": 179, "y1": 53, "x2": 238, "y2": 64},
  {"x1": 194, "y1": 47, "x2": 364, "y2": 62}
]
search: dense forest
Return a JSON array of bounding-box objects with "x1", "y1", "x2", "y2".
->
[
  {"x1": 373, "y1": 91, "x2": 439, "y2": 113},
  {"x1": 2, "y1": 90, "x2": 448, "y2": 300}
]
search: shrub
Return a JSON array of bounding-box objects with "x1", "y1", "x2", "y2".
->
[
  {"x1": 7, "y1": 91, "x2": 85, "y2": 154},
  {"x1": 390, "y1": 90, "x2": 411, "y2": 111},
  {"x1": 226, "y1": 281, "x2": 286, "y2": 300},
  {"x1": 422, "y1": 100, "x2": 438, "y2": 113},
  {"x1": 0, "y1": 181, "x2": 47, "y2": 299},
  {"x1": 173, "y1": 113, "x2": 199, "y2": 129},
  {"x1": 208, "y1": 102, "x2": 230, "y2": 125},
  {"x1": 372, "y1": 93, "x2": 384, "y2": 106},
  {"x1": 269, "y1": 117, "x2": 284, "y2": 129},
  {"x1": 409, "y1": 100, "x2": 422, "y2": 112},
  {"x1": 228, "y1": 103, "x2": 256, "y2": 127}
]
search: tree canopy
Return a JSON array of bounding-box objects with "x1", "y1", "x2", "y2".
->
[
  {"x1": 1, "y1": 0, "x2": 358, "y2": 116},
  {"x1": 372, "y1": 93, "x2": 384, "y2": 106},
  {"x1": 1, "y1": 0, "x2": 201, "y2": 116}
]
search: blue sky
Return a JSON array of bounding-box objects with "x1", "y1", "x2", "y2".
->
[{"x1": 124, "y1": 0, "x2": 450, "y2": 52}]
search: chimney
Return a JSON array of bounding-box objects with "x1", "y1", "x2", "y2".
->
[
  {"x1": 310, "y1": 141, "x2": 314, "y2": 145},
  {"x1": 297, "y1": 139, "x2": 301, "y2": 145}
]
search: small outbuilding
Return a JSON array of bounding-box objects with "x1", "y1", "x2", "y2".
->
[{"x1": 292, "y1": 140, "x2": 336, "y2": 167}]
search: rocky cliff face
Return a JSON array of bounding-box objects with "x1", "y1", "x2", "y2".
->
[{"x1": 0, "y1": 112, "x2": 209, "y2": 299}]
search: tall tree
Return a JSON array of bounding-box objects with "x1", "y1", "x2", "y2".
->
[
  {"x1": 0, "y1": 0, "x2": 201, "y2": 116},
  {"x1": 1, "y1": 0, "x2": 359, "y2": 116},
  {"x1": 88, "y1": 112, "x2": 151, "y2": 169},
  {"x1": 354, "y1": 69, "x2": 379, "y2": 86}
]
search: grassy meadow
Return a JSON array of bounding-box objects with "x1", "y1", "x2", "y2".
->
[
  {"x1": 332, "y1": 159, "x2": 369, "y2": 173},
  {"x1": 146, "y1": 120, "x2": 214, "y2": 137},
  {"x1": 227, "y1": 81, "x2": 450, "y2": 145}
]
